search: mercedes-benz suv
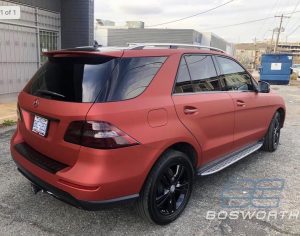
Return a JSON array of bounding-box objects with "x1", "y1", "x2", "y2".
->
[{"x1": 11, "y1": 43, "x2": 286, "y2": 225}]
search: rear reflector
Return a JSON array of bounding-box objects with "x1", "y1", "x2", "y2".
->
[
  {"x1": 64, "y1": 121, "x2": 139, "y2": 149},
  {"x1": 58, "y1": 179, "x2": 99, "y2": 191}
]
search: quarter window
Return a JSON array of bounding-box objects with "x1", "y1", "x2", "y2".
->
[
  {"x1": 106, "y1": 57, "x2": 166, "y2": 101},
  {"x1": 216, "y1": 56, "x2": 254, "y2": 91},
  {"x1": 174, "y1": 59, "x2": 193, "y2": 93}
]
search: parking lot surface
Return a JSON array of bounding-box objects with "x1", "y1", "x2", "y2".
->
[{"x1": 0, "y1": 85, "x2": 299, "y2": 236}]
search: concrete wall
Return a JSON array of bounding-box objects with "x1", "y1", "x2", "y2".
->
[{"x1": 61, "y1": 0, "x2": 94, "y2": 48}]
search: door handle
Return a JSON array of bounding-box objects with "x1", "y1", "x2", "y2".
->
[
  {"x1": 184, "y1": 106, "x2": 198, "y2": 115},
  {"x1": 236, "y1": 100, "x2": 246, "y2": 107}
]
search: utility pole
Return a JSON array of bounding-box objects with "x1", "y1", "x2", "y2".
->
[
  {"x1": 253, "y1": 37, "x2": 257, "y2": 70},
  {"x1": 274, "y1": 14, "x2": 290, "y2": 53},
  {"x1": 270, "y1": 29, "x2": 275, "y2": 51}
]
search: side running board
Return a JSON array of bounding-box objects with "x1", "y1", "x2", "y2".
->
[{"x1": 197, "y1": 142, "x2": 263, "y2": 176}]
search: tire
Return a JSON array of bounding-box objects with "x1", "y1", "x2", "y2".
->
[
  {"x1": 137, "y1": 150, "x2": 194, "y2": 225},
  {"x1": 262, "y1": 111, "x2": 281, "y2": 152}
]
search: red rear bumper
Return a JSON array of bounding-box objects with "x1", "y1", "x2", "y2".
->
[{"x1": 11, "y1": 125, "x2": 160, "y2": 205}]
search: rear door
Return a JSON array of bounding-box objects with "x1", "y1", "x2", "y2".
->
[
  {"x1": 172, "y1": 54, "x2": 235, "y2": 165},
  {"x1": 18, "y1": 53, "x2": 121, "y2": 166},
  {"x1": 214, "y1": 56, "x2": 273, "y2": 150}
]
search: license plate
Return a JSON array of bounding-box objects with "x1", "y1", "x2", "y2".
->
[{"x1": 32, "y1": 115, "x2": 49, "y2": 137}]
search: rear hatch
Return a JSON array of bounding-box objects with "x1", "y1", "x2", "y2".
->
[{"x1": 17, "y1": 50, "x2": 123, "y2": 166}]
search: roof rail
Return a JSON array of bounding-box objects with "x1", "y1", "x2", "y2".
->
[
  {"x1": 128, "y1": 43, "x2": 225, "y2": 53},
  {"x1": 62, "y1": 46, "x2": 100, "y2": 52}
]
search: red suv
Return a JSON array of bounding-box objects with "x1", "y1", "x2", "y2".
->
[{"x1": 11, "y1": 43, "x2": 286, "y2": 224}]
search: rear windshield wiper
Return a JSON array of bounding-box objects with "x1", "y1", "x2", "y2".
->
[{"x1": 35, "y1": 89, "x2": 66, "y2": 99}]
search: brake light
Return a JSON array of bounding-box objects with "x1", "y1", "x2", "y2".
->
[
  {"x1": 64, "y1": 121, "x2": 83, "y2": 145},
  {"x1": 64, "y1": 121, "x2": 139, "y2": 149}
]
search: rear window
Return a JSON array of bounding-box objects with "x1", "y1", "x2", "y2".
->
[{"x1": 24, "y1": 56, "x2": 167, "y2": 103}]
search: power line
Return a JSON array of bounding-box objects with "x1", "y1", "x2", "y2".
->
[
  {"x1": 202, "y1": 10, "x2": 300, "y2": 31},
  {"x1": 288, "y1": 25, "x2": 300, "y2": 35},
  {"x1": 284, "y1": 0, "x2": 300, "y2": 29},
  {"x1": 146, "y1": 0, "x2": 235, "y2": 28},
  {"x1": 256, "y1": 0, "x2": 280, "y2": 39},
  {"x1": 202, "y1": 16, "x2": 274, "y2": 30}
]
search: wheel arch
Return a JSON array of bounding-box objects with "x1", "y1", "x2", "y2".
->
[
  {"x1": 276, "y1": 107, "x2": 285, "y2": 128},
  {"x1": 164, "y1": 142, "x2": 198, "y2": 169}
]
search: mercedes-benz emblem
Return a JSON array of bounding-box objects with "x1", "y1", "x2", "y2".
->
[{"x1": 33, "y1": 99, "x2": 39, "y2": 108}]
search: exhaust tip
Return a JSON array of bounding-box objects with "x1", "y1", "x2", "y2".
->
[{"x1": 31, "y1": 183, "x2": 41, "y2": 194}]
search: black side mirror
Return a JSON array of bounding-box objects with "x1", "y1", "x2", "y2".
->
[{"x1": 258, "y1": 81, "x2": 270, "y2": 93}]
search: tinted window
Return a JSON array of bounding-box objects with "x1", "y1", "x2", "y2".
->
[
  {"x1": 174, "y1": 58, "x2": 193, "y2": 93},
  {"x1": 185, "y1": 55, "x2": 220, "y2": 92},
  {"x1": 24, "y1": 57, "x2": 118, "y2": 102},
  {"x1": 24, "y1": 56, "x2": 166, "y2": 102},
  {"x1": 105, "y1": 57, "x2": 166, "y2": 101},
  {"x1": 216, "y1": 57, "x2": 254, "y2": 91}
]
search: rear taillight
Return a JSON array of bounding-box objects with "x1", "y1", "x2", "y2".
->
[
  {"x1": 64, "y1": 121, "x2": 139, "y2": 149},
  {"x1": 64, "y1": 121, "x2": 84, "y2": 145}
]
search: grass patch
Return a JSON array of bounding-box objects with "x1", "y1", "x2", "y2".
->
[{"x1": 1, "y1": 119, "x2": 17, "y2": 127}]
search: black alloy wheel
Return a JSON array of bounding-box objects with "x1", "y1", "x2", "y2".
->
[
  {"x1": 273, "y1": 114, "x2": 281, "y2": 148},
  {"x1": 137, "y1": 150, "x2": 194, "y2": 225},
  {"x1": 154, "y1": 163, "x2": 190, "y2": 216},
  {"x1": 262, "y1": 111, "x2": 282, "y2": 152}
]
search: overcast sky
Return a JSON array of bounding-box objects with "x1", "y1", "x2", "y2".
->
[{"x1": 94, "y1": 0, "x2": 300, "y2": 43}]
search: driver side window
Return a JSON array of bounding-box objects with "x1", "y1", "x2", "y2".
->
[{"x1": 216, "y1": 56, "x2": 254, "y2": 91}]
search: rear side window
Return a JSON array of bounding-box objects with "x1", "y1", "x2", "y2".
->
[
  {"x1": 216, "y1": 56, "x2": 254, "y2": 91},
  {"x1": 24, "y1": 56, "x2": 166, "y2": 102},
  {"x1": 104, "y1": 57, "x2": 166, "y2": 102}
]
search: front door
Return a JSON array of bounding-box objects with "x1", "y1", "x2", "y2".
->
[{"x1": 215, "y1": 56, "x2": 273, "y2": 150}]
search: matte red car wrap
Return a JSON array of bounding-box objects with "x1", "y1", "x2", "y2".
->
[{"x1": 10, "y1": 45, "x2": 286, "y2": 224}]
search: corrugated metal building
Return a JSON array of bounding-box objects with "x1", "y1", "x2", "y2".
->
[
  {"x1": 201, "y1": 32, "x2": 234, "y2": 55},
  {"x1": 94, "y1": 26, "x2": 233, "y2": 55},
  {"x1": 95, "y1": 28, "x2": 202, "y2": 47},
  {"x1": 0, "y1": 0, "x2": 94, "y2": 102}
]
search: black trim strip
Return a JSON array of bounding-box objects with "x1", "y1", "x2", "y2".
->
[
  {"x1": 15, "y1": 162, "x2": 139, "y2": 210},
  {"x1": 15, "y1": 143, "x2": 68, "y2": 174}
]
